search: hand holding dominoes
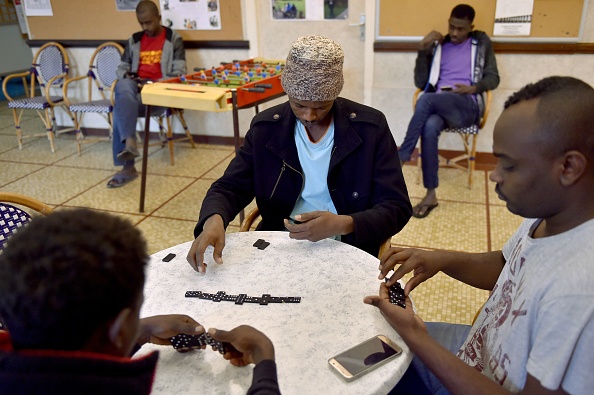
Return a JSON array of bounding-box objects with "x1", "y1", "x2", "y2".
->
[
  {"x1": 385, "y1": 277, "x2": 406, "y2": 308},
  {"x1": 169, "y1": 325, "x2": 275, "y2": 367},
  {"x1": 170, "y1": 332, "x2": 226, "y2": 354}
]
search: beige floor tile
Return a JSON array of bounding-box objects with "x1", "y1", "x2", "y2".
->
[
  {"x1": 0, "y1": 132, "x2": 79, "y2": 164},
  {"x1": 0, "y1": 134, "x2": 20, "y2": 154},
  {"x1": 0, "y1": 116, "x2": 18, "y2": 134},
  {"x1": 57, "y1": 140, "x2": 116, "y2": 170},
  {"x1": 135, "y1": 216, "x2": 197, "y2": 255},
  {"x1": 202, "y1": 155, "x2": 234, "y2": 179},
  {"x1": 489, "y1": 205, "x2": 524, "y2": 251},
  {"x1": 67, "y1": 173, "x2": 194, "y2": 214},
  {"x1": 146, "y1": 144, "x2": 234, "y2": 177},
  {"x1": 0, "y1": 161, "x2": 44, "y2": 187},
  {"x1": 394, "y1": 200, "x2": 488, "y2": 253},
  {"x1": 402, "y1": 165, "x2": 488, "y2": 204},
  {"x1": 152, "y1": 179, "x2": 210, "y2": 221},
  {"x1": 402, "y1": 272, "x2": 490, "y2": 325},
  {"x1": 1, "y1": 166, "x2": 112, "y2": 205}
]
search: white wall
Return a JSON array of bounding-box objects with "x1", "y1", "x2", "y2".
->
[{"x1": 0, "y1": 24, "x2": 32, "y2": 74}]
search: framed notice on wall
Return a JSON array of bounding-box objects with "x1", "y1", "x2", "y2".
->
[{"x1": 160, "y1": 0, "x2": 222, "y2": 30}]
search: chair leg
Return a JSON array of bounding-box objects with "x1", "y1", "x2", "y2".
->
[
  {"x1": 176, "y1": 111, "x2": 195, "y2": 148},
  {"x1": 468, "y1": 134, "x2": 478, "y2": 189},
  {"x1": 11, "y1": 109, "x2": 23, "y2": 150},
  {"x1": 73, "y1": 113, "x2": 83, "y2": 156},
  {"x1": 44, "y1": 109, "x2": 56, "y2": 153}
]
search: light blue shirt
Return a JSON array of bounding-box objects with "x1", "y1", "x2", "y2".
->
[{"x1": 290, "y1": 119, "x2": 338, "y2": 221}]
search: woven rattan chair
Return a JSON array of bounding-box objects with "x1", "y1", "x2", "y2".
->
[
  {"x1": 0, "y1": 192, "x2": 53, "y2": 251},
  {"x1": 412, "y1": 89, "x2": 492, "y2": 189},
  {"x1": 1, "y1": 42, "x2": 73, "y2": 153},
  {"x1": 63, "y1": 42, "x2": 123, "y2": 155},
  {"x1": 239, "y1": 207, "x2": 392, "y2": 259}
]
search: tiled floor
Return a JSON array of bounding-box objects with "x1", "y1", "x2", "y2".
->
[{"x1": 0, "y1": 100, "x2": 524, "y2": 325}]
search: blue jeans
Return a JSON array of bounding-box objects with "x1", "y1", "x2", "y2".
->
[
  {"x1": 398, "y1": 93, "x2": 478, "y2": 189},
  {"x1": 390, "y1": 323, "x2": 471, "y2": 395},
  {"x1": 111, "y1": 78, "x2": 165, "y2": 167}
]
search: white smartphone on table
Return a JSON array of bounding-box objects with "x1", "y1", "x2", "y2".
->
[{"x1": 328, "y1": 335, "x2": 402, "y2": 381}]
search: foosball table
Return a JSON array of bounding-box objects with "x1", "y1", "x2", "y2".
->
[{"x1": 138, "y1": 58, "x2": 286, "y2": 212}]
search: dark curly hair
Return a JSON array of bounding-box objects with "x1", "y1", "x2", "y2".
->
[
  {"x1": 0, "y1": 209, "x2": 148, "y2": 351},
  {"x1": 451, "y1": 4, "x2": 475, "y2": 22},
  {"x1": 504, "y1": 76, "x2": 594, "y2": 164}
]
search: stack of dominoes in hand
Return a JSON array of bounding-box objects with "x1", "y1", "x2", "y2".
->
[
  {"x1": 385, "y1": 278, "x2": 406, "y2": 308},
  {"x1": 170, "y1": 333, "x2": 226, "y2": 354}
]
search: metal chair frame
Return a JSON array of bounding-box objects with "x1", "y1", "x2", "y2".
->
[
  {"x1": 412, "y1": 89, "x2": 492, "y2": 189},
  {"x1": 1, "y1": 42, "x2": 74, "y2": 153}
]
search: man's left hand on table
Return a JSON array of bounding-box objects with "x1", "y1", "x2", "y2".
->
[{"x1": 283, "y1": 211, "x2": 354, "y2": 242}]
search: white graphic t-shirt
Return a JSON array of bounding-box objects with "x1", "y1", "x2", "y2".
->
[{"x1": 457, "y1": 218, "x2": 594, "y2": 394}]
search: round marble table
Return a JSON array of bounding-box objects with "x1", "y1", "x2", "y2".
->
[{"x1": 136, "y1": 231, "x2": 412, "y2": 394}]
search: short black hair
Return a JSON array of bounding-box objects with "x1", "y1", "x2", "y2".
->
[
  {"x1": 504, "y1": 76, "x2": 594, "y2": 164},
  {"x1": 0, "y1": 209, "x2": 148, "y2": 350},
  {"x1": 451, "y1": 4, "x2": 475, "y2": 22},
  {"x1": 136, "y1": 0, "x2": 159, "y2": 16}
]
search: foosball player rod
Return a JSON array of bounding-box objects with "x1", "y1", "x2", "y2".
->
[{"x1": 242, "y1": 87, "x2": 265, "y2": 93}]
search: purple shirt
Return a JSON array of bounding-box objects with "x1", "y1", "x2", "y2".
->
[{"x1": 438, "y1": 37, "x2": 472, "y2": 92}]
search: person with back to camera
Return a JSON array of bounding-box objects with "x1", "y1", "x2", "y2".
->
[
  {"x1": 398, "y1": 4, "x2": 500, "y2": 218},
  {"x1": 365, "y1": 76, "x2": 594, "y2": 394},
  {"x1": 0, "y1": 209, "x2": 280, "y2": 394},
  {"x1": 107, "y1": 0, "x2": 186, "y2": 188},
  {"x1": 186, "y1": 35, "x2": 412, "y2": 274}
]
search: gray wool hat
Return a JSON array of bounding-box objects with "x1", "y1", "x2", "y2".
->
[{"x1": 281, "y1": 35, "x2": 344, "y2": 101}]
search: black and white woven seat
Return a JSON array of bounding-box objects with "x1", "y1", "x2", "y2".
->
[
  {"x1": 69, "y1": 99, "x2": 113, "y2": 113},
  {"x1": 446, "y1": 124, "x2": 479, "y2": 135},
  {"x1": 0, "y1": 192, "x2": 53, "y2": 251},
  {"x1": 1, "y1": 42, "x2": 73, "y2": 153},
  {"x1": 8, "y1": 95, "x2": 64, "y2": 110},
  {"x1": 0, "y1": 204, "x2": 32, "y2": 251}
]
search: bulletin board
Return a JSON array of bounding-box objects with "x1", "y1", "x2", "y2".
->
[
  {"x1": 377, "y1": 0, "x2": 586, "y2": 41},
  {"x1": 25, "y1": 0, "x2": 243, "y2": 41}
]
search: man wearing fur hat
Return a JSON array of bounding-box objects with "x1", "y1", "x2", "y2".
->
[{"x1": 187, "y1": 36, "x2": 412, "y2": 274}]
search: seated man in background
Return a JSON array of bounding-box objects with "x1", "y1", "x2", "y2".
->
[
  {"x1": 398, "y1": 4, "x2": 499, "y2": 218},
  {"x1": 366, "y1": 76, "x2": 594, "y2": 394},
  {"x1": 187, "y1": 35, "x2": 412, "y2": 273},
  {"x1": 0, "y1": 209, "x2": 280, "y2": 394},
  {"x1": 108, "y1": 0, "x2": 186, "y2": 188}
]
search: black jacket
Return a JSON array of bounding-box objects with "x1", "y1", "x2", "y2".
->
[{"x1": 195, "y1": 98, "x2": 412, "y2": 257}]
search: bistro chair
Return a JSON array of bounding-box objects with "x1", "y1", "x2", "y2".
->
[
  {"x1": 63, "y1": 42, "x2": 123, "y2": 155},
  {"x1": 1, "y1": 42, "x2": 73, "y2": 153}
]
